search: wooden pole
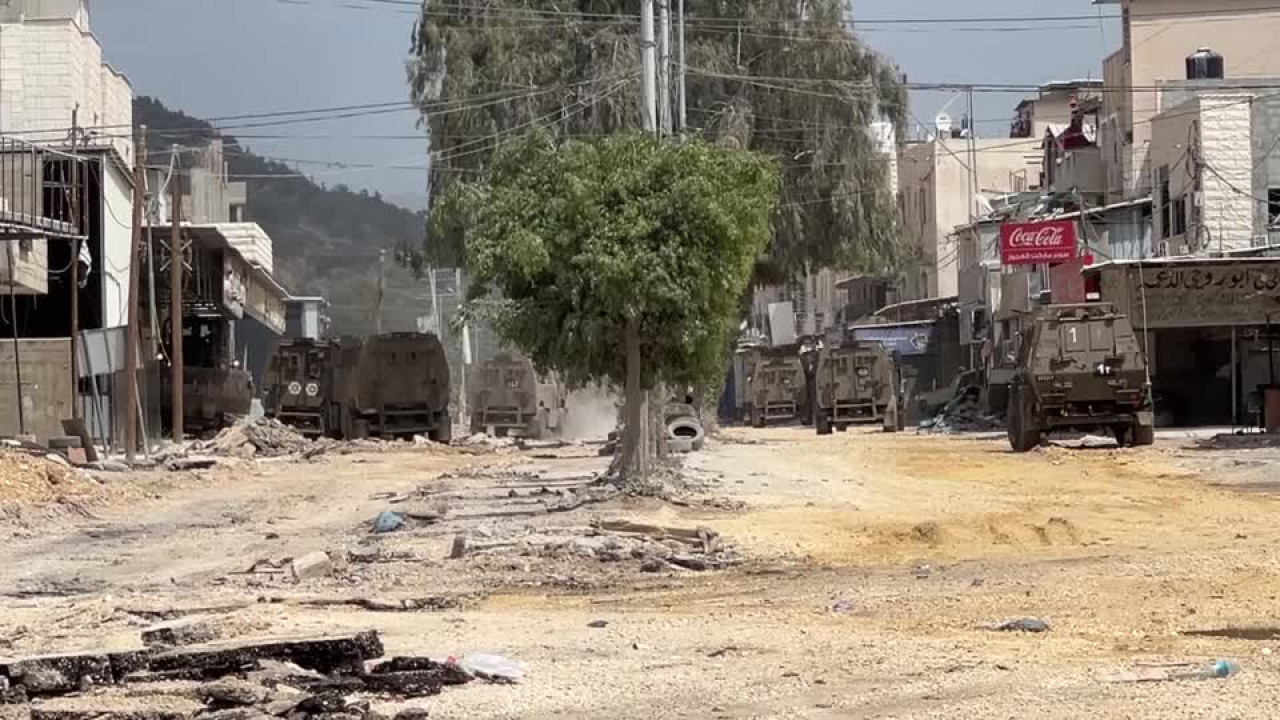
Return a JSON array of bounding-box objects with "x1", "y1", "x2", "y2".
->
[
  {"x1": 374, "y1": 249, "x2": 386, "y2": 335},
  {"x1": 124, "y1": 127, "x2": 147, "y2": 464},
  {"x1": 169, "y1": 147, "x2": 184, "y2": 442},
  {"x1": 69, "y1": 106, "x2": 81, "y2": 418}
]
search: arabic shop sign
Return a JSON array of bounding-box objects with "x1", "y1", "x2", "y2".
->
[{"x1": 1106, "y1": 262, "x2": 1280, "y2": 328}]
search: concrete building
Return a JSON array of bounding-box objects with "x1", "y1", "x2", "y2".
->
[
  {"x1": 0, "y1": 0, "x2": 133, "y2": 163},
  {"x1": 1011, "y1": 80, "x2": 1103, "y2": 144},
  {"x1": 0, "y1": 0, "x2": 135, "y2": 443},
  {"x1": 1097, "y1": 0, "x2": 1280, "y2": 200},
  {"x1": 897, "y1": 136, "x2": 1042, "y2": 301},
  {"x1": 146, "y1": 140, "x2": 289, "y2": 397}
]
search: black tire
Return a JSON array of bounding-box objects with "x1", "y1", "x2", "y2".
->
[
  {"x1": 836, "y1": 423, "x2": 848, "y2": 433},
  {"x1": 431, "y1": 414, "x2": 453, "y2": 444},
  {"x1": 816, "y1": 412, "x2": 833, "y2": 436},
  {"x1": 666, "y1": 416, "x2": 706, "y2": 451},
  {"x1": 1112, "y1": 423, "x2": 1131, "y2": 448},
  {"x1": 1131, "y1": 422, "x2": 1155, "y2": 447},
  {"x1": 1006, "y1": 386, "x2": 1040, "y2": 453},
  {"x1": 748, "y1": 404, "x2": 765, "y2": 428}
]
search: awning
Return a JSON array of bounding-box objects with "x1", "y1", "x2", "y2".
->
[{"x1": 849, "y1": 321, "x2": 936, "y2": 356}]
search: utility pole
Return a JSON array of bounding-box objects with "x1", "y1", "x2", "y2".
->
[
  {"x1": 658, "y1": 0, "x2": 672, "y2": 136},
  {"x1": 374, "y1": 249, "x2": 386, "y2": 334},
  {"x1": 7, "y1": 243, "x2": 24, "y2": 436},
  {"x1": 641, "y1": 0, "x2": 657, "y2": 134},
  {"x1": 169, "y1": 147, "x2": 184, "y2": 443},
  {"x1": 676, "y1": 0, "x2": 687, "y2": 133},
  {"x1": 69, "y1": 106, "x2": 81, "y2": 418},
  {"x1": 125, "y1": 128, "x2": 147, "y2": 464}
]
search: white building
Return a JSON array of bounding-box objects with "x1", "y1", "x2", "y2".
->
[{"x1": 0, "y1": 0, "x2": 134, "y2": 326}]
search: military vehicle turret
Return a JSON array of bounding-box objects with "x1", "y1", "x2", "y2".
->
[{"x1": 1006, "y1": 303, "x2": 1153, "y2": 452}]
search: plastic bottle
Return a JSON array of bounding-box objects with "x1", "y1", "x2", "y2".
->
[{"x1": 1168, "y1": 660, "x2": 1240, "y2": 681}]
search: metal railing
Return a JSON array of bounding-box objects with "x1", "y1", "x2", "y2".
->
[{"x1": 0, "y1": 134, "x2": 86, "y2": 239}]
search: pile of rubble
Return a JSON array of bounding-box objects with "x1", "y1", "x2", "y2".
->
[
  {"x1": 199, "y1": 419, "x2": 315, "y2": 459},
  {"x1": 450, "y1": 518, "x2": 741, "y2": 573},
  {"x1": 0, "y1": 627, "x2": 514, "y2": 719},
  {"x1": 919, "y1": 384, "x2": 1003, "y2": 434},
  {"x1": 0, "y1": 448, "x2": 100, "y2": 509}
]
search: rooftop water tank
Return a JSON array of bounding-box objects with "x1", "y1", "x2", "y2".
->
[{"x1": 1186, "y1": 47, "x2": 1225, "y2": 80}]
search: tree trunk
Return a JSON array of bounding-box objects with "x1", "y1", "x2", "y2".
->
[{"x1": 616, "y1": 316, "x2": 646, "y2": 478}]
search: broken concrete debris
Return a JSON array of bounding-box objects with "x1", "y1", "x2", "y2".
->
[
  {"x1": 289, "y1": 552, "x2": 334, "y2": 582},
  {"x1": 987, "y1": 618, "x2": 1050, "y2": 633},
  {"x1": 0, "y1": 630, "x2": 499, "y2": 718},
  {"x1": 141, "y1": 616, "x2": 220, "y2": 648}
]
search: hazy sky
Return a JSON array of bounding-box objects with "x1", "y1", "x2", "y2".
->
[{"x1": 91, "y1": 0, "x2": 1119, "y2": 207}]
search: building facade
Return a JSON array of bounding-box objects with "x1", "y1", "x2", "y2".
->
[
  {"x1": 1098, "y1": 0, "x2": 1280, "y2": 200},
  {"x1": 897, "y1": 136, "x2": 1042, "y2": 301}
]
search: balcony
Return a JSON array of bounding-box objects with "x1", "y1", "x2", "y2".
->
[{"x1": 0, "y1": 136, "x2": 88, "y2": 294}]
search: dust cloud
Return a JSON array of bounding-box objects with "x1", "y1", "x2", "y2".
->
[{"x1": 560, "y1": 385, "x2": 621, "y2": 440}]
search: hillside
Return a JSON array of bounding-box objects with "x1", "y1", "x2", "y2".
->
[{"x1": 133, "y1": 97, "x2": 431, "y2": 334}]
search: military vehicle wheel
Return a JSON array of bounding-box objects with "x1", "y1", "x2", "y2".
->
[
  {"x1": 816, "y1": 412, "x2": 833, "y2": 436},
  {"x1": 747, "y1": 404, "x2": 765, "y2": 428},
  {"x1": 1112, "y1": 424, "x2": 1131, "y2": 447},
  {"x1": 526, "y1": 415, "x2": 546, "y2": 441},
  {"x1": 431, "y1": 415, "x2": 453, "y2": 444},
  {"x1": 1006, "y1": 387, "x2": 1040, "y2": 453},
  {"x1": 1131, "y1": 422, "x2": 1155, "y2": 447},
  {"x1": 836, "y1": 423, "x2": 848, "y2": 432}
]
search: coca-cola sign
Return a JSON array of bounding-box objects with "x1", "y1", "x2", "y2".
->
[{"x1": 1000, "y1": 220, "x2": 1077, "y2": 266}]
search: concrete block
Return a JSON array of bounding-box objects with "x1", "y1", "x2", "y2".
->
[{"x1": 289, "y1": 551, "x2": 333, "y2": 582}]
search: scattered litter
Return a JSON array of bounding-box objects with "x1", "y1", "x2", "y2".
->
[
  {"x1": 371, "y1": 510, "x2": 406, "y2": 534},
  {"x1": 164, "y1": 455, "x2": 219, "y2": 471},
  {"x1": 1182, "y1": 626, "x2": 1280, "y2": 640},
  {"x1": 587, "y1": 620, "x2": 609, "y2": 629},
  {"x1": 919, "y1": 383, "x2": 1002, "y2": 434},
  {"x1": 458, "y1": 653, "x2": 526, "y2": 684},
  {"x1": 1101, "y1": 659, "x2": 1239, "y2": 683},
  {"x1": 830, "y1": 600, "x2": 855, "y2": 615},
  {"x1": 987, "y1": 618, "x2": 1050, "y2": 633}
]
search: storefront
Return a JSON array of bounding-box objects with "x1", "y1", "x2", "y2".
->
[{"x1": 1087, "y1": 258, "x2": 1280, "y2": 427}]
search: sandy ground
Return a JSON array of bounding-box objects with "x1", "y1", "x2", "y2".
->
[{"x1": 4, "y1": 427, "x2": 1280, "y2": 718}]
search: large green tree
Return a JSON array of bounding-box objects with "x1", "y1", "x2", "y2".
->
[
  {"x1": 410, "y1": 0, "x2": 905, "y2": 277},
  {"x1": 446, "y1": 133, "x2": 777, "y2": 474}
]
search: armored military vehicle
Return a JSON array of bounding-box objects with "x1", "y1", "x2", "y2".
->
[
  {"x1": 263, "y1": 338, "x2": 352, "y2": 438},
  {"x1": 804, "y1": 339, "x2": 900, "y2": 435},
  {"x1": 1005, "y1": 303, "x2": 1153, "y2": 452},
  {"x1": 347, "y1": 332, "x2": 452, "y2": 442},
  {"x1": 735, "y1": 343, "x2": 807, "y2": 427},
  {"x1": 469, "y1": 353, "x2": 566, "y2": 438}
]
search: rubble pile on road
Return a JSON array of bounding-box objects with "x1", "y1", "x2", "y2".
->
[
  {"x1": 0, "y1": 629, "x2": 506, "y2": 718},
  {"x1": 919, "y1": 384, "x2": 1003, "y2": 434},
  {"x1": 201, "y1": 418, "x2": 314, "y2": 459},
  {"x1": 0, "y1": 449, "x2": 100, "y2": 508},
  {"x1": 449, "y1": 518, "x2": 740, "y2": 572}
]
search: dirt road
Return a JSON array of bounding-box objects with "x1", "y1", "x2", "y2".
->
[{"x1": 4, "y1": 428, "x2": 1280, "y2": 718}]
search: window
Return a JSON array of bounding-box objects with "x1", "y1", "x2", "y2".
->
[
  {"x1": 1171, "y1": 197, "x2": 1187, "y2": 237},
  {"x1": 1268, "y1": 189, "x2": 1280, "y2": 228},
  {"x1": 919, "y1": 188, "x2": 928, "y2": 225},
  {"x1": 1158, "y1": 165, "x2": 1171, "y2": 239}
]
